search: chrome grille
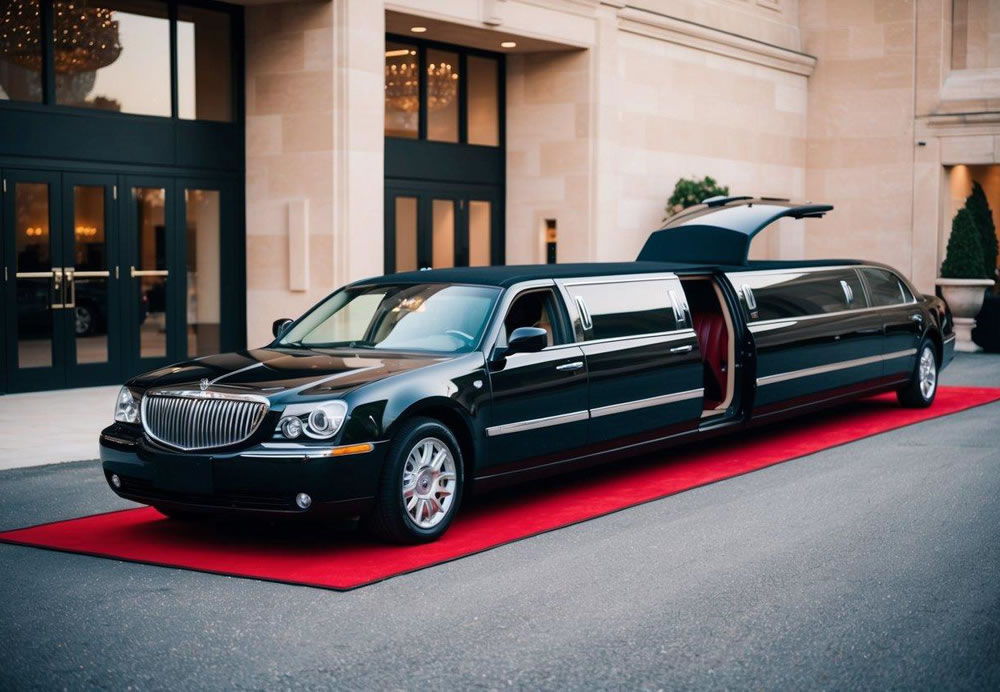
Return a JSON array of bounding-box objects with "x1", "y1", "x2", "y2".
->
[{"x1": 141, "y1": 391, "x2": 269, "y2": 451}]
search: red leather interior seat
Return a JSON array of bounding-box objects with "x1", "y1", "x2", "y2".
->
[{"x1": 691, "y1": 310, "x2": 728, "y2": 409}]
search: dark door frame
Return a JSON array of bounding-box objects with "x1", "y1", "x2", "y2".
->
[
  {"x1": 384, "y1": 34, "x2": 506, "y2": 274},
  {"x1": 384, "y1": 181, "x2": 505, "y2": 273}
]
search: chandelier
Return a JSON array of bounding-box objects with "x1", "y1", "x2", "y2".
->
[
  {"x1": 385, "y1": 53, "x2": 458, "y2": 113},
  {"x1": 0, "y1": 0, "x2": 121, "y2": 74}
]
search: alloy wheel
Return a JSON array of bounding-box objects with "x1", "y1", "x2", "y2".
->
[
  {"x1": 401, "y1": 437, "x2": 457, "y2": 529},
  {"x1": 918, "y1": 346, "x2": 937, "y2": 400}
]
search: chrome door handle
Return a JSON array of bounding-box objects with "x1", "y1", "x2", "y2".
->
[
  {"x1": 910, "y1": 314, "x2": 923, "y2": 323},
  {"x1": 670, "y1": 344, "x2": 693, "y2": 354},
  {"x1": 556, "y1": 361, "x2": 584, "y2": 372}
]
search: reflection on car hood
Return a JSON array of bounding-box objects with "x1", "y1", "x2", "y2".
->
[{"x1": 129, "y1": 347, "x2": 451, "y2": 399}]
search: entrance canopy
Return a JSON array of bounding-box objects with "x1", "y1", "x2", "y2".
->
[{"x1": 636, "y1": 197, "x2": 833, "y2": 266}]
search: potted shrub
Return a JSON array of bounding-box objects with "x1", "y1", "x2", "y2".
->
[
  {"x1": 936, "y1": 207, "x2": 995, "y2": 352},
  {"x1": 664, "y1": 176, "x2": 729, "y2": 220}
]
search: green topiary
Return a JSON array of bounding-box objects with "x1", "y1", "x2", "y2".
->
[
  {"x1": 941, "y1": 208, "x2": 988, "y2": 279},
  {"x1": 964, "y1": 181, "x2": 998, "y2": 278},
  {"x1": 665, "y1": 176, "x2": 729, "y2": 219}
]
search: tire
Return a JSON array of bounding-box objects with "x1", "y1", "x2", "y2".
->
[
  {"x1": 897, "y1": 340, "x2": 938, "y2": 408},
  {"x1": 367, "y1": 417, "x2": 464, "y2": 544},
  {"x1": 152, "y1": 505, "x2": 203, "y2": 521}
]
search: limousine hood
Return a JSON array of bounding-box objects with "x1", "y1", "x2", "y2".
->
[{"x1": 129, "y1": 348, "x2": 452, "y2": 400}]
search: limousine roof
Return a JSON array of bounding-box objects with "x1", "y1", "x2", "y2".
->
[
  {"x1": 638, "y1": 197, "x2": 833, "y2": 266},
  {"x1": 361, "y1": 258, "x2": 860, "y2": 289}
]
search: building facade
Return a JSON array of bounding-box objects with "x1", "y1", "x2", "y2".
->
[{"x1": 1, "y1": 0, "x2": 999, "y2": 393}]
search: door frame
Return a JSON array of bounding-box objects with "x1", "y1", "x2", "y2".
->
[
  {"x1": 63, "y1": 171, "x2": 122, "y2": 388},
  {"x1": 120, "y1": 175, "x2": 183, "y2": 378},
  {"x1": 2, "y1": 168, "x2": 66, "y2": 392},
  {"x1": 384, "y1": 180, "x2": 504, "y2": 273}
]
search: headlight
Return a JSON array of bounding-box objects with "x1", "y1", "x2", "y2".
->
[
  {"x1": 114, "y1": 386, "x2": 140, "y2": 424},
  {"x1": 275, "y1": 400, "x2": 347, "y2": 440}
]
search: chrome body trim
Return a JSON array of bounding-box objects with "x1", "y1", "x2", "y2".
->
[
  {"x1": 756, "y1": 348, "x2": 918, "y2": 386},
  {"x1": 943, "y1": 334, "x2": 956, "y2": 344},
  {"x1": 590, "y1": 388, "x2": 704, "y2": 418},
  {"x1": 486, "y1": 410, "x2": 589, "y2": 437},
  {"x1": 141, "y1": 389, "x2": 271, "y2": 451},
  {"x1": 242, "y1": 442, "x2": 374, "y2": 459}
]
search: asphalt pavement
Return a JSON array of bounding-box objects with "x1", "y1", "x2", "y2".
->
[{"x1": 1, "y1": 354, "x2": 998, "y2": 690}]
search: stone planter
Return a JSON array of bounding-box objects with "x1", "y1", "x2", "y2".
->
[{"x1": 936, "y1": 278, "x2": 995, "y2": 352}]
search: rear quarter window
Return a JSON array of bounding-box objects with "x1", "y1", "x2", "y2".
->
[
  {"x1": 734, "y1": 269, "x2": 865, "y2": 321},
  {"x1": 861, "y1": 267, "x2": 911, "y2": 307}
]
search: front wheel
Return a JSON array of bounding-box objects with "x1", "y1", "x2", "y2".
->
[
  {"x1": 367, "y1": 418, "x2": 463, "y2": 544},
  {"x1": 897, "y1": 341, "x2": 938, "y2": 408}
]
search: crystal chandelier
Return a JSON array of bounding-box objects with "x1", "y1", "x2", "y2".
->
[
  {"x1": 385, "y1": 52, "x2": 458, "y2": 113},
  {"x1": 0, "y1": 0, "x2": 122, "y2": 74}
]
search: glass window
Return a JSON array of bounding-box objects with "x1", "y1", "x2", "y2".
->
[
  {"x1": 468, "y1": 200, "x2": 491, "y2": 266},
  {"x1": 862, "y1": 268, "x2": 909, "y2": 307},
  {"x1": 0, "y1": 0, "x2": 44, "y2": 102},
  {"x1": 177, "y1": 5, "x2": 231, "y2": 121},
  {"x1": 431, "y1": 198, "x2": 454, "y2": 268},
  {"x1": 185, "y1": 189, "x2": 221, "y2": 357},
  {"x1": 73, "y1": 185, "x2": 109, "y2": 364},
  {"x1": 467, "y1": 55, "x2": 499, "y2": 146},
  {"x1": 385, "y1": 41, "x2": 418, "y2": 138},
  {"x1": 14, "y1": 182, "x2": 53, "y2": 368},
  {"x1": 426, "y1": 48, "x2": 458, "y2": 142},
  {"x1": 738, "y1": 269, "x2": 866, "y2": 321},
  {"x1": 135, "y1": 186, "x2": 167, "y2": 359},
  {"x1": 280, "y1": 284, "x2": 501, "y2": 354},
  {"x1": 393, "y1": 196, "x2": 417, "y2": 272},
  {"x1": 568, "y1": 280, "x2": 677, "y2": 340},
  {"x1": 53, "y1": 0, "x2": 170, "y2": 116},
  {"x1": 498, "y1": 289, "x2": 561, "y2": 348}
]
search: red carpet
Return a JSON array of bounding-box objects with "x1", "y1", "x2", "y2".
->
[{"x1": 2, "y1": 385, "x2": 999, "y2": 591}]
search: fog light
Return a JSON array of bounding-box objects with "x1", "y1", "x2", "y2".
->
[
  {"x1": 295, "y1": 492, "x2": 312, "y2": 510},
  {"x1": 110, "y1": 473, "x2": 121, "y2": 489},
  {"x1": 280, "y1": 416, "x2": 303, "y2": 439}
]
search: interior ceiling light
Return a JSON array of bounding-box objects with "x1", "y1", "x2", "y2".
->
[
  {"x1": 500, "y1": 41, "x2": 517, "y2": 48},
  {"x1": 410, "y1": 26, "x2": 427, "y2": 33}
]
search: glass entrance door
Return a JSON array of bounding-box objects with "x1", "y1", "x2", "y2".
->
[
  {"x1": 385, "y1": 184, "x2": 502, "y2": 273},
  {"x1": 2, "y1": 171, "x2": 235, "y2": 393},
  {"x1": 1, "y1": 170, "x2": 120, "y2": 391}
]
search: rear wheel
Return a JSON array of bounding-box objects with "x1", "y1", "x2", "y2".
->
[
  {"x1": 897, "y1": 340, "x2": 938, "y2": 408},
  {"x1": 367, "y1": 417, "x2": 463, "y2": 544}
]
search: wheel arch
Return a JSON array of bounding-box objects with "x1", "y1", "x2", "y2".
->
[{"x1": 387, "y1": 398, "x2": 480, "y2": 482}]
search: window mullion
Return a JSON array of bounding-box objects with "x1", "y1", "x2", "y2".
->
[{"x1": 40, "y1": 0, "x2": 55, "y2": 104}]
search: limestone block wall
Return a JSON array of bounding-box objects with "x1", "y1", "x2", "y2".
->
[
  {"x1": 244, "y1": 0, "x2": 382, "y2": 346},
  {"x1": 800, "y1": 0, "x2": 919, "y2": 281}
]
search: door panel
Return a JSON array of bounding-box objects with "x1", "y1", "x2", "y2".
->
[
  {"x1": 582, "y1": 332, "x2": 703, "y2": 445},
  {"x1": 3, "y1": 170, "x2": 65, "y2": 391},
  {"x1": 485, "y1": 346, "x2": 590, "y2": 473},
  {"x1": 123, "y1": 178, "x2": 180, "y2": 377},
  {"x1": 880, "y1": 305, "x2": 922, "y2": 379},
  {"x1": 749, "y1": 311, "x2": 884, "y2": 415},
  {"x1": 64, "y1": 174, "x2": 120, "y2": 387},
  {"x1": 384, "y1": 182, "x2": 502, "y2": 272}
]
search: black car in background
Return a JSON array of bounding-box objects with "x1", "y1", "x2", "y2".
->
[{"x1": 100, "y1": 198, "x2": 955, "y2": 543}]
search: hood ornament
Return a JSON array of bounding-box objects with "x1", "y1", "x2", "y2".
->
[{"x1": 199, "y1": 378, "x2": 210, "y2": 391}]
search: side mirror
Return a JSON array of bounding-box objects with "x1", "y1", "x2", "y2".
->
[
  {"x1": 506, "y1": 326, "x2": 548, "y2": 355},
  {"x1": 272, "y1": 318, "x2": 293, "y2": 339}
]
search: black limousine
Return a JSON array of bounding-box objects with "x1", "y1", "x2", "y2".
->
[{"x1": 101, "y1": 198, "x2": 955, "y2": 543}]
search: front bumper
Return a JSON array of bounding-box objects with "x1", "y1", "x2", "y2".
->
[{"x1": 100, "y1": 423, "x2": 384, "y2": 516}]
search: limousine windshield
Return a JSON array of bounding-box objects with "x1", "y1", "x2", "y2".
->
[{"x1": 279, "y1": 283, "x2": 501, "y2": 353}]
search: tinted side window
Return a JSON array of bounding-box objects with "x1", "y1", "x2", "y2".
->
[
  {"x1": 568, "y1": 280, "x2": 677, "y2": 340},
  {"x1": 739, "y1": 269, "x2": 865, "y2": 321},
  {"x1": 862, "y1": 268, "x2": 909, "y2": 307}
]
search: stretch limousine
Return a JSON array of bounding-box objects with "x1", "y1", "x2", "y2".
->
[{"x1": 101, "y1": 198, "x2": 956, "y2": 543}]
